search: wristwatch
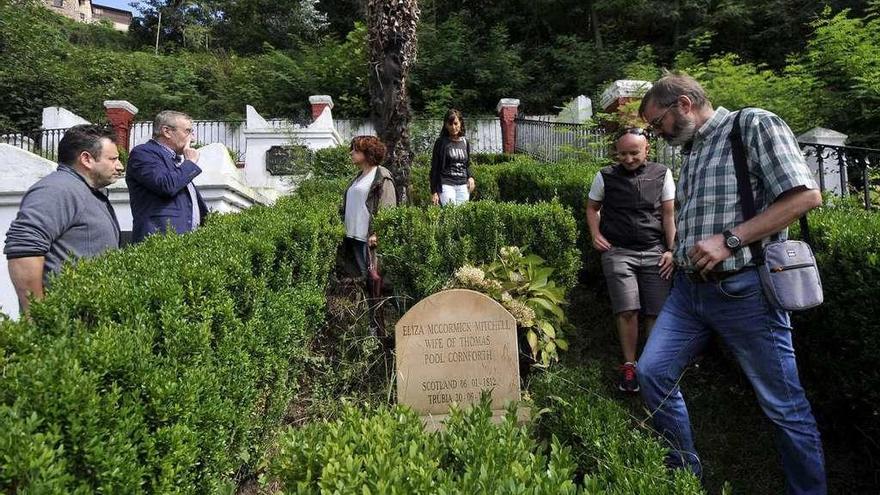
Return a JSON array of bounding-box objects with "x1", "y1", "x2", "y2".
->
[{"x1": 723, "y1": 230, "x2": 742, "y2": 251}]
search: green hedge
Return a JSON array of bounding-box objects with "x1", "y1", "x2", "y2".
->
[
  {"x1": 0, "y1": 195, "x2": 343, "y2": 492},
  {"x1": 529, "y1": 366, "x2": 705, "y2": 494},
  {"x1": 269, "y1": 402, "x2": 580, "y2": 494},
  {"x1": 790, "y1": 205, "x2": 880, "y2": 458},
  {"x1": 409, "y1": 157, "x2": 607, "y2": 275},
  {"x1": 374, "y1": 200, "x2": 582, "y2": 301}
]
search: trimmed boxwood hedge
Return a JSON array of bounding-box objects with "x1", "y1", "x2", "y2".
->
[
  {"x1": 9, "y1": 156, "x2": 875, "y2": 493},
  {"x1": 790, "y1": 204, "x2": 880, "y2": 460},
  {"x1": 0, "y1": 194, "x2": 344, "y2": 493},
  {"x1": 374, "y1": 200, "x2": 582, "y2": 301},
  {"x1": 409, "y1": 157, "x2": 607, "y2": 275}
]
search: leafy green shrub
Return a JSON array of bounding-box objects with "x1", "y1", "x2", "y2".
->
[
  {"x1": 529, "y1": 366, "x2": 705, "y2": 494},
  {"x1": 790, "y1": 204, "x2": 880, "y2": 460},
  {"x1": 295, "y1": 177, "x2": 349, "y2": 202},
  {"x1": 374, "y1": 200, "x2": 581, "y2": 302},
  {"x1": 450, "y1": 246, "x2": 570, "y2": 365},
  {"x1": 309, "y1": 145, "x2": 354, "y2": 180},
  {"x1": 677, "y1": 54, "x2": 823, "y2": 135},
  {"x1": 408, "y1": 155, "x2": 542, "y2": 207},
  {"x1": 269, "y1": 401, "x2": 579, "y2": 494},
  {"x1": 472, "y1": 152, "x2": 519, "y2": 165},
  {"x1": 0, "y1": 194, "x2": 344, "y2": 492}
]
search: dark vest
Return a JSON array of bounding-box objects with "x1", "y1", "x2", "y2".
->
[{"x1": 599, "y1": 161, "x2": 668, "y2": 251}]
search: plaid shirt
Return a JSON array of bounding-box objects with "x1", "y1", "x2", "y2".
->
[{"x1": 674, "y1": 107, "x2": 818, "y2": 273}]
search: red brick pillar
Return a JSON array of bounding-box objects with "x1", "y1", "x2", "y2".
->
[
  {"x1": 103, "y1": 100, "x2": 138, "y2": 151},
  {"x1": 309, "y1": 95, "x2": 334, "y2": 121},
  {"x1": 599, "y1": 80, "x2": 652, "y2": 132},
  {"x1": 497, "y1": 98, "x2": 520, "y2": 155}
]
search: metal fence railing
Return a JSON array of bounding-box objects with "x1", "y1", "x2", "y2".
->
[
  {"x1": 800, "y1": 141, "x2": 879, "y2": 209},
  {"x1": 335, "y1": 117, "x2": 504, "y2": 155},
  {"x1": 1, "y1": 128, "x2": 67, "y2": 161},
  {"x1": 130, "y1": 120, "x2": 247, "y2": 163},
  {"x1": 513, "y1": 118, "x2": 877, "y2": 209},
  {"x1": 514, "y1": 118, "x2": 610, "y2": 163}
]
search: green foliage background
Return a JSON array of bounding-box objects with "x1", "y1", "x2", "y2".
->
[{"x1": 4, "y1": 0, "x2": 880, "y2": 145}]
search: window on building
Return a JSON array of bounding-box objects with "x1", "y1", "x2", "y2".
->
[
  {"x1": 80, "y1": 13, "x2": 86, "y2": 20},
  {"x1": 52, "y1": 0, "x2": 63, "y2": 7}
]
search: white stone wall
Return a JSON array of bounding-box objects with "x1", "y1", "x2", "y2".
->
[
  {"x1": 242, "y1": 105, "x2": 342, "y2": 201},
  {"x1": 0, "y1": 145, "x2": 58, "y2": 319}
]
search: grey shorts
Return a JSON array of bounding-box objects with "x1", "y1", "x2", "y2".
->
[{"x1": 600, "y1": 246, "x2": 671, "y2": 316}]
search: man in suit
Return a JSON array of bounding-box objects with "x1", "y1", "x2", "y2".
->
[{"x1": 126, "y1": 110, "x2": 208, "y2": 243}]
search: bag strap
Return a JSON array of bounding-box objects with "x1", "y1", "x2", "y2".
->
[
  {"x1": 728, "y1": 110, "x2": 813, "y2": 263},
  {"x1": 728, "y1": 110, "x2": 763, "y2": 263}
]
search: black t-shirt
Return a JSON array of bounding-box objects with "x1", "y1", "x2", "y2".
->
[{"x1": 440, "y1": 138, "x2": 469, "y2": 186}]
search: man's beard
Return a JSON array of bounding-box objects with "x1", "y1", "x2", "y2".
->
[{"x1": 665, "y1": 115, "x2": 697, "y2": 147}]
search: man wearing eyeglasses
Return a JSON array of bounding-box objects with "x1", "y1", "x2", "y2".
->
[
  {"x1": 586, "y1": 127, "x2": 676, "y2": 393},
  {"x1": 127, "y1": 110, "x2": 208, "y2": 243},
  {"x1": 637, "y1": 74, "x2": 825, "y2": 494}
]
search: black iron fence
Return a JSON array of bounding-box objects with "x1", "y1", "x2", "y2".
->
[
  {"x1": 1, "y1": 128, "x2": 67, "y2": 161},
  {"x1": 514, "y1": 118, "x2": 878, "y2": 209},
  {"x1": 130, "y1": 120, "x2": 247, "y2": 163},
  {"x1": 799, "y1": 142, "x2": 879, "y2": 209}
]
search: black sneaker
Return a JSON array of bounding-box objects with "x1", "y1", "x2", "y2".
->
[{"x1": 618, "y1": 362, "x2": 639, "y2": 393}]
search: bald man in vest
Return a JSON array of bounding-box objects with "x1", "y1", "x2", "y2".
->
[{"x1": 586, "y1": 127, "x2": 676, "y2": 393}]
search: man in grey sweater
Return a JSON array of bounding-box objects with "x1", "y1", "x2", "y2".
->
[{"x1": 4, "y1": 124, "x2": 123, "y2": 313}]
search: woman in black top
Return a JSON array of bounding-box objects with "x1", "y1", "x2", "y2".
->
[{"x1": 429, "y1": 109, "x2": 475, "y2": 205}]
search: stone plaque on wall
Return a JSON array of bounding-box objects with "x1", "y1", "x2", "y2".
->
[
  {"x1": 265, "y1": 145, "x2": 312, "y2": 176},
  {"x1": 395, "y1": 289, "x2": 521, "y2": 420}
]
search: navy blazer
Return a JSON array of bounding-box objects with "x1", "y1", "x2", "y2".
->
[{"x1": 126, "y1": 139, "x2": 208, "y2": 243}]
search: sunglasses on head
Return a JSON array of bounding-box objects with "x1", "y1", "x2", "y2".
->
[{"x1": 614, "y1": 127, "x2": 651, "y2": 141}]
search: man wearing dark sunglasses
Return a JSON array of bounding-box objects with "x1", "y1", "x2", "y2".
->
[
  {"x1": 637, "y1": 73, "x2": 825, "y2": 494},
  {"x1": 586, "y1": 127, "x2": 676, "y2": 393}
]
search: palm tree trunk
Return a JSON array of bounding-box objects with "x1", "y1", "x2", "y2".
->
[{"x1": 367, "y1": 0, "x2": 420, "y2": 204}]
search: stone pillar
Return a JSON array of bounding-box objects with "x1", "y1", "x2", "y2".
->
[
  {"x1": 798, "y1": 127, "x2": 849, "y2": 196},
  {"x1": 103, "y1": 100, "x2": 139, "y2": 151},
  {"x1": 497, "y1": 98, "x2": 520, "y2": 155},
  {"x1": 309, "y1": 95, "x2": 334, "y2": 121}
]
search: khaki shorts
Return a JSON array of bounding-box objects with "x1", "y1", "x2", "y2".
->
[{"x1": 600, "y1": 246, "x2": 671, "y2": 316}]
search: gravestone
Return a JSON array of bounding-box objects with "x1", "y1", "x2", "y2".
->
[{"x1": 395, "y1": 289, "x2": 525, "y2": 429}]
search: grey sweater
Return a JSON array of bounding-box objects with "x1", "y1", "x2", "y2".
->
[{"x1": 4, "y1": 165, "x2": 120, "y2": 284}]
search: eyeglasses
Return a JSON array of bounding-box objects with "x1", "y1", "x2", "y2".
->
[
  {"x1": 165, "y1": 125, "x2": 194, "y2": 136},
  {"x1": 648, "y1": 102, "x2": 678, "y2": 131}
]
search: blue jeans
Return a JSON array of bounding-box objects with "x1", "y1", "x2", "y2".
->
[{"x1": 639, "y1": 268, "x2": 826, "y2": 494}]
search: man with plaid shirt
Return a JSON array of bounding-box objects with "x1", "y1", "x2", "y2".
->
[{"x1": 637, "y1": 74, "x2": 826, "y2": 494}]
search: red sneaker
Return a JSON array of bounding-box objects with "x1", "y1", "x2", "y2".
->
[{"x1": 618, "y1": 362, "x2": 639, "y2": 393}]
